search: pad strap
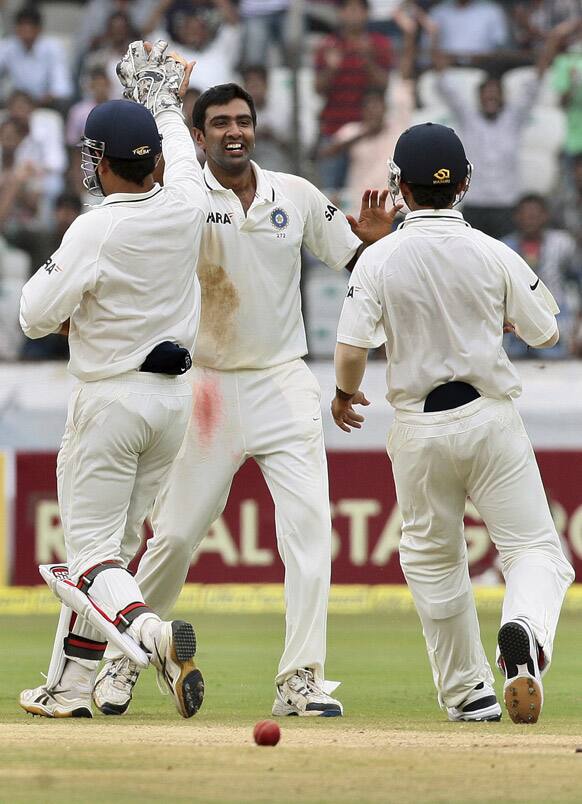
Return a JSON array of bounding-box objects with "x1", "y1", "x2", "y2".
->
[
  {"x1": 76, "y1": 560, "x2": 125, "y2": 595},
  {"x1": 114, "y1": 602, "x2": 155, "y2": 633},
  {"x1": 64, "y1": 633, "x2": 107, "y2": 661}
]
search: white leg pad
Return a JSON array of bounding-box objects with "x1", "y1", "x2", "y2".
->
[
  {"x1": 45, "y1": 603, "x2": 73, "y2": 689},
  {"x1": 39, "y1": 564, "x2": 149, "y2": 669}
]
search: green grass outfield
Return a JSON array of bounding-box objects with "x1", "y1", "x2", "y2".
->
[{"x1": 1, "y1": 608, "x2": 582, "y2": 804}]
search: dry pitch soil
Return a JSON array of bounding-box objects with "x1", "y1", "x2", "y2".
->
[{"x1": 2, "y1": 722, "x2": 582, "y2": 804}]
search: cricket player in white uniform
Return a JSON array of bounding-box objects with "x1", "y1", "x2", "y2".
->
[
  {"x1": 332, "y1": 123, "x2": 574, "y2": 724},
  {"x1": 18, "y1": 45, "x2": 208, "y2": 719},
  {"x1": 93, "y1": 76, "x2": 398, "y2": 717}
]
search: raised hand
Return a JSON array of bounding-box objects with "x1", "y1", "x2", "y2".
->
[{"x1": 347, "y1": 189, "x2": 403, "y2": 245}]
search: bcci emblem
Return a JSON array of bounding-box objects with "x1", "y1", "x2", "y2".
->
[{"x1": 270, "y1": 208, "x2": 289, "y2": 230}]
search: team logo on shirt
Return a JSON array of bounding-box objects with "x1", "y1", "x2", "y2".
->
[
  {"x1": 270, "y1": 208, "x2": 289, "y2": 230},
  {"x1": 41, "y1": 258, "x2": 61, "y2": 275},
  {"x1": 433, "y1": 168, "x2": 451, "y2": 184}
]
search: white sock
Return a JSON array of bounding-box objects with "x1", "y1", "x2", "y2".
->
[
  {"x1": 60, "y1": 660, "x2": 96, "y2": 694},
  {"x1": 129, "y1": 612, "x2": 162, "y2": 653}
]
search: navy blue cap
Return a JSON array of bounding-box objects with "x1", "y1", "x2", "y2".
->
[
  {"x1": 84, "y1": 100, "x2": 162, "y2": 161},
  {"x1": 393, "y1": 122, "x2": 468, "y2": 186}
]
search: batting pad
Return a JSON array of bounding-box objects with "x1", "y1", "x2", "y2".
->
[{"x1": 39, "y1": 564, "x2": 149, "y2": 669}]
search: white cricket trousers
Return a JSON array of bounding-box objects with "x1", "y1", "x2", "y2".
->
[
  {"x1": 58, "y1": 371, "x2": 192, "y2": 581},
  {"x1": 134, "y1": 359, "x2": 332, "y2": 684},
  {"x1": 389, "y1": 397, "x2": 574, "y2": 709}
]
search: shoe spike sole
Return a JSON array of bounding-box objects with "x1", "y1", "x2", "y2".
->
[
  {"x1": 170, "y1": 621, "x2": 204, "y2": 718},
  {"x1": 499, "y1": 621, "x2": 541, "y2": 724}
]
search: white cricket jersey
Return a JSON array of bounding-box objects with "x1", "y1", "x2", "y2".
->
[
  {"x1": 194, "y1": 161, "x2": 360, "y2": 370},
  {"x1": 20, "y1": 110, "x2": 207, "y2": 382},
  {"x1": 337, "y1": 209, "x2": 559, "y2": 412}
]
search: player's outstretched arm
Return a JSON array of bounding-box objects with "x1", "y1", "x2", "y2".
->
[{"x1": 117, "y1": 40, "x2": 205, "y2": 196}]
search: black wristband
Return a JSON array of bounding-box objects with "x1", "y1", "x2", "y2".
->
[{"x1": 335, "y1": 386, "x2": 355, "y2": 401}]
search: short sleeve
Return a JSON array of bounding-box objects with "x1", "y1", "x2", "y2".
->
[
  {"x1": 502, "y1": 244, "x2": 559, "y2": 347},
  {"x1": 300, "y1": 179, "x2": 360, "y2": 271},
  {"x1": 336, "y1": 257, "x2": 386, "y2": 349}
]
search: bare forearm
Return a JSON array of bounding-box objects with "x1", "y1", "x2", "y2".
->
[{"x1": 335, "y1": 342, "x2": 368, "y2": 394}]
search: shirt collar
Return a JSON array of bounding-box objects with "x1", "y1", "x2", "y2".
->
[
  {"x1": 99, "y1": 183, "x2": 162, "y2": 206},
  {"x1": 203, "y1": 160, "x2": 275, "y2": 203},
  {"x1": 399, "y1": 208, "x2": 469, "y2": 228}
]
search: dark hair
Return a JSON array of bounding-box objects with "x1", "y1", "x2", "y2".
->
[
  {"x1": 409, "y1": 184, "x2": 457, "y2": 208},
  {"x1": 362, "y1": 88, "x2": 386, "y2": 103},
  {"x1": 515, "y1": 193, "x2": 547, "y2": 211},
  {"x1": 8, "y1": 89, "x2": 35, "y2": 106},
  {"x1": 88, "y1": 67, "x2": 109, "y2": 82},
  {"x1": 241, "y1": 64, "x2": 268, "y2": 82},
  {"x1": 107, "y1": 155, "x2": 157, "y2": 185},
  {"x1": 479, "y1": 75, "x2": 502, "y2": 94},
  {"x1": 15, "y1": 6, "x2": 42, "y2": 26},
  {"x1": 339, "y1": 0, "x2": 369, "y2": 8},
  {"x1": 192, "y1": 83, "x2": 257, "y2": 131},
  {"x1": 56, "y1": 192, "x2": 82, "y2": 213}
]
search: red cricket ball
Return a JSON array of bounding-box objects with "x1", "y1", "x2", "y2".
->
[{"x1": 253, "y1": 719, "x2": 281, "y2": 746}]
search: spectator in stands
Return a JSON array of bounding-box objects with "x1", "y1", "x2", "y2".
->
[
  {"x1": 66, "y1": 68, "x2": 112, "y2": 148},
  {"x1": 241, "y1": 64, "x2": 292, "y2": 172},
  {"x1": 0, "y1": 6, "x2": 73, "y2": 108},
  {"x1": 555, "y1": 154, "x2": 582, "y2": 265},
  {"x1": 238, "y1": 0, "x2": 289, "y2": 68},
  {"x1": 145, "y1": 0, "x2": 240, "y2": 91},
  {"x1": 433, "y1": 29, "x2": 562, "y2": 239},
  {"x1": 429, "y1": 0, "x2": 509, "y2": 63},
  {"x1": 511, "y1": 0, "x2": 582, "y2": 52},
  {"x1": 552, "y1": 20, "x2": 582, "y2": 161},
  {"x1": 314, "y1": 0, "x2": 392, "y2": 192},
  {"x1": 319, "y1": 82, "x2": 413, "y2": 214},
  {"x1": 0, "y1": 235, "x2": 29, "y2": 361},
  {"x1": 76, "y1": 0, "x2": 157, "y2": 67},
  {"x1": 81, "y1": 11, "x2": 140, "y2": 98},
  {"x1": 503, "y1": 194, "x2": 581, "y2": 359},
  {"x1": 6, "y1": 91, "x2": 67, "y2": 207},
  {"x1": 0, "y1": 117, "x2": 44, "y2": 236}
]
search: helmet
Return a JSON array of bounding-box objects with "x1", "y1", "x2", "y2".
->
[
  {"x1": 81, "y1": 100, "x2": 162, "y2": 195},
  {"x1": 387, "y1": 122, "x2": 473, "y2": 206}
]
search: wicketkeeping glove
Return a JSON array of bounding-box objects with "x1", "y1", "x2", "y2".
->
[{"x1": 117, "y1": 39, "x2": 186, "y2": 116}]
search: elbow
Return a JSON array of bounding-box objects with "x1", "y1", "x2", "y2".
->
[
  {"x1": 19, "y1": 300, "x2": 47, "y2": 339},
  {"x1": 537, "y1": 328, "x2": 560, "y2": 349}
]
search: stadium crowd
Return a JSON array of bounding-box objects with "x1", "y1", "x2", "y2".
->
[{"x1": 0, "y1": 0, "x2": 581, "y2": 360}]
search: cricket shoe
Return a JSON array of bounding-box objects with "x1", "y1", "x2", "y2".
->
[
  {"x1": 447, "y1": 682, "x2": 502, "y2": 722},
  {"x1": 151, "y1": 620, "x2": 204, "y2": 719},
  {"x1": 272, "y1": 668, "x2": 343, "y2": 717},
  {"x1": 93, "y1": 656, "x2": 141, "y2": 715},
  {"x1": 19, "y1": 684, "x2": 92, "y2": 718},
  {"x1": 498, "y1": 618, "x2": 543, "y2": 724}
]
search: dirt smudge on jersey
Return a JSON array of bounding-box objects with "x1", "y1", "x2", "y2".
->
[{"x1": 195, "y1": 226, "x2": 239, "y2": 361}]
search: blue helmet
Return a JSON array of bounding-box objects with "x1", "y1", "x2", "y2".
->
[
  {"x1": 81, "y1": 100, "x2": 162, "y2": 195},
  {"x1": 387, "y1": 122, "x2": 473, "y2": 206}
]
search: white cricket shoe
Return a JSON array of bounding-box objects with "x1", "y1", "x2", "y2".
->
[
  {"x1": 151, "y1": 620, "x2": 204, "y2": 719},
  {"x1": 19, "y1": 684, "x2": 92, "y2": 718},
  {"x1": 447, "y1": 682, "x2": 502, "y2": 722},
  {"x1": 93, "y1": 657, "x2": 141, "y2": 715},
  {"x1": 498, "y1": 618, "x2": 543, "y2": 724},
  {"x1": 272, "y1": 668, "x2": 343, "y2": 717}
]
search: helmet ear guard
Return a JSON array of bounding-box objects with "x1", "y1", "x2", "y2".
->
[
  {"x1": 387, "y1": 158, "x2": 402, "y2": 205},
  {"x1": 81, "y1": 136, "x2": 106, "y2": 196},
  {"x1": 454, "y1": 161, "x2": 473, "y2": 206}
]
